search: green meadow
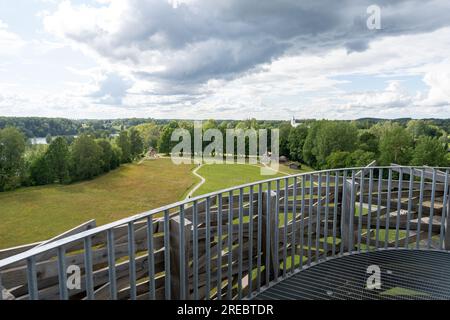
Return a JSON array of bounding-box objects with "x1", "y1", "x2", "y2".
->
[
  {"x1": 0, "y1": 159, "x2": 196, "y2": 249},
  {"x1": 192, "y1": 162, "x2": 312, "y2": 196},
  {"x1": 0, "y1": 158, "x2": 312, "y2": 249}
]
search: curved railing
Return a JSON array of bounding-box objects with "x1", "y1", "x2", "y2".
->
[{"x1": 0, "y1": 165, "x2": 449, "y2": 300}]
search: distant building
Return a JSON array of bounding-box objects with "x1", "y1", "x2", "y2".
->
[
  {"x1": 291, "y1": 116, "x2": 302, "y2": 128},
  {"x1": 291, "y1": 116, "x2": 311, "y2": 129}
]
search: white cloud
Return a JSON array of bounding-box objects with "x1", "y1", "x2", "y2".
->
[
  {"x1": 173, "y1": 26, "x2": 450, "y2": 119},
  {"x1": 338, "y1": 81, "x2": 414, "y2": 110},
  {"x1": 421, "y1": 60, "x2": 450, "y2": 107},
  {"x1": 1, "y1": 0, "x2": 450, "y2": 119},
  {"x1": 42, "y1": 0, "x2": 450, "y2": 83},
  {"x1": 0, "y1": 20, "x2": 26, "y2": 55}
]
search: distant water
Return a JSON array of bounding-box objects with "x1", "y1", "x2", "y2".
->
[{"x1": 30, "y1": 137, "x2": 48, "y2": 145}]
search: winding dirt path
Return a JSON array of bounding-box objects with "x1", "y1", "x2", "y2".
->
[{"x1": 184, "y1": 163, "x2": 205, "y2": 199}]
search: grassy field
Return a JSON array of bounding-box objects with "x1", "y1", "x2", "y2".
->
[
  {"x1": 192, "y1": 163, "x2": 312, "y2": 196},
  {"x1": 0, "y1": 158, "x2": 312, "y2": 249},
  {"x1": 0, "y1": 158, "x2": 197, "y2": 249}
]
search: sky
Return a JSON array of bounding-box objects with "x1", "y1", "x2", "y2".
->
[{"x1": 0, "y1": 0, "x2": 449, "y2": 120}]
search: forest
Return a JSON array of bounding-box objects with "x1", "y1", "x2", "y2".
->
[{"x1": 0, "y1": 117, "x2": 449, "y2": 192}]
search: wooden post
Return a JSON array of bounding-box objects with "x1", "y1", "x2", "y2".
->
[
  {"x1": 445, "y1": 222, "x2": 450, "y2": 250},
  {"x1": 262, "y1": 190, "x2": 277, "y2": 283},
  {"x1": 340, "y1": 163, "x2": 377, "y2": 253},
  {"x1": 341, "y1": 178, "x2": 359, "y2": 252},
  {"x1": 169, "y1": 215, "x2": 192, "y2": 300},
  {"x1": 444, "y1": 185, "x2": 450, "y2": 251}
]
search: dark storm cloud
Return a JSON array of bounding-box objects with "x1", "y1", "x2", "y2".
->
[{"x1": 53, "y1": 0, "x2": 450, "y2": 87}]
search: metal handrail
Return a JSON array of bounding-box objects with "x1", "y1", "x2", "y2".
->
[
  {"x1": 1, "y1": 165, "x2": 448, "y2": 269},
  {"x1": 0, "y1": 165, "x2": 449, "y2": 300}
]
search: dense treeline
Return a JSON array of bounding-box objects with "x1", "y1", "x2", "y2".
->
[
  {"x1": 0, "y1": 117, "x2": 449, "y2": 192},
  {"x1": 0, "y1": 117, "x2": 170, "y2": 138},
  {"x1": 155, "y1": 118, "x2": 450, "y2": 169},
  {"x1": 156, "y1": 119, "x2": 279, "y2": 156},
  {"x1": 3, "y1": 116, "x2": 449, "y2": 140},
  {"x1": 284, "y1": 119, "x2": 449, "y2": 169},
  {"x1": 0, "y1": 117, "x2": 79, "y2": 138},
  {"x1": 0, "y1": 127, "x2": 144, "y2": 192}
]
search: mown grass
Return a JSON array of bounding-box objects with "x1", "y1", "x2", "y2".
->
[
  {"x1": 0, "y1": 158, "x2": 196, "y2": 249},
  {"x1": 381, "y1": 287, "x2": 430, "y2": 297},
  {"x1": 0, "y1": 159, "x2": 311, "y2": 249},
  {"x1": 192, "y1": 163, "x2": 312, "y2": 196}
]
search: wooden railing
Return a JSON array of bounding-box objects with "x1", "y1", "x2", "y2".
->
[{"x1": 0, "y1": 165, "x2": 449, "y2": 300}]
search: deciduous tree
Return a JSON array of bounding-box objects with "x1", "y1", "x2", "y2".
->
[
  {"x1": 129, "y1": 128, "x2": 144, "y2": 160},
  {"x1": 70, "y1": 134, "x2": 103, "y2": 180},
  {"x1": 378, "y1": 122, "x2": 413, "y2": 165},
  {"x1": 97, "y1": 139, "x2": 114, "y2": 172},
  {"x1": 46, "y1": 137, "x2": 70, "y2": 184},
  {"x1": 411, "y1": 136, "x2": 449, "y2": 166},
  {"x1": 0, "y1": 127, "x2": 26, "y2": 191},
  {"x1": 116, "y1": 131, "x2": 132, "y2": 163}
]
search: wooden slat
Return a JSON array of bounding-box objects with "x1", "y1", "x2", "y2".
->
[{"x1": 0, "y1": 242, "x2": 43, "y2": 260}]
